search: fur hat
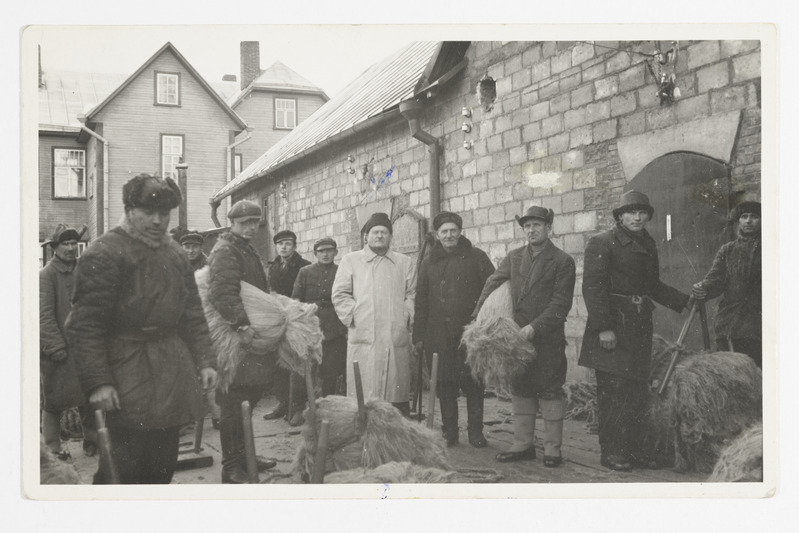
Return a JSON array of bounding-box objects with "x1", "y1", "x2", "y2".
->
[
  {"x1": 731, "y1": 200, "x2": 761, "y2": 221},
  {"x1": 123, "y1": 174, "x2": 181, "y2": 210},
  {"x1": 612, "y1": 190, "x2": 654, "y2": 220},
  {"x1": 433, "y1": 211, "x2": 463, "y2": 230},
  {"x1": 516, "y1": 206, "x2": 554, "y2": 226},
  {"x1": 362, "y1": 212, "x2": 392, "y2": 235}
]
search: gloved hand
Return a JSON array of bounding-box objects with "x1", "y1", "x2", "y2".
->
[
  {"x1": 50, "y1": 349, "x2": 68, "y2": 363},
  {"x1": 199, "y1": 367, "x2": 218, "y2": 392}
]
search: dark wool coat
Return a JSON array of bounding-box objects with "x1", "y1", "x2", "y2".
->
[
  {"x1": 39, "y1": 255, "x2": 83, "y2": 412},
  {"x1": 292, "y1": 262, "x2": 347, "y2": 341},
  {"x1": 579, "y1": 224, "x2": 689, "y2": 381},
  {"x1": 698, "y1": 235, "x2": 761, "y2": 342},
  {"x1": 65, "y1": 227, "x2": 216, "y2": 430},
  {"x1": 412, "y1": 237, "x2": 495, "y2": 384},
  {"x1": 475, "y1": 240, "x2": 576, "y2": 395},
  {"x1": 189, "y1": 253, "x2": 207, "y2": 272},
  {"x1": 267, "y1": 252, "x2": 311, "y2": 297}
]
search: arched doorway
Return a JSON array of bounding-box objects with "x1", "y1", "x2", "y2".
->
[{"x1": 626, "y1": 151, "x2": 734, "y2": 349}]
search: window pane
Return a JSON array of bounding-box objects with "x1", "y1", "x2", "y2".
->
[
  {"x1": 157, "y1": 74, "x2": 178, "y2": 104},
  {"x1": 54, "y1": 149, "x2": 86, "y2": 198}
]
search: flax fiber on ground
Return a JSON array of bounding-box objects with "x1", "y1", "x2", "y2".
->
[
  {"x1": 323, "y1": 461, "x2": 504, "y2": 484},
  {"x1": 708, "y1": 422, "x2": 763, "y2": 482},
  {"x1": 461, "y1": 281, "x2": 535, "y2": 397}
]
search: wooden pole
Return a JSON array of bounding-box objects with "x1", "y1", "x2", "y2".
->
[
  {"x1": 94, "y1": 409, "x2": 120, "y2": 484},
  {"x1": 698, "y1": 301, "x2": 712, "y2": 350},
  {"x1": 658, "y1": 304, "x2": 699, "y2": 396},
  {"x1": 426, "y1": 353, "x2": 439, "y2": 430},
  {"x1": 310, "y1": 420, "x2": 331, "y2": 484},
  {"x1": 382, "y1": 348, "x2": 391, "y2": 401},
  {"x1": 287, "y1": 374, "x2": 295, "y2": 424},
  {"x1": 176, "y1": 160, "x2": 188, "y2": 229},
  {"x1": 192, "y1": 417, "x2": 204, "y2": 454},
  {"x1": 305, "y1": 360, "x2": 317, "y2": 445},
  {"x1": 353, "y1": 361, "x2": 366, "y2": 431},
  {"x1": 241, "y1": 401, "x2": 259, "y2": 483}
]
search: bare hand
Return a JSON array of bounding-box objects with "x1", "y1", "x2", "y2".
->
[
  {"x1": 50, "y1": 349, "x2": 68, "y2": 363},
  {"x1": 238, "y1": 327, "x2": 255, "y2": 348},
  {"x1": 691, "y1": 282, "x2": 707, "y2": 300},
  {"x1": 413, "y1": 341, "x2": 424, "y2": 355},
  {"x1": 199, "y1": 367, "x2": 217, "y2": 392},
  {"x1": 520, "y1": 324, "x2": 536, "y2": 342},
  {"x1": 89, "y1": 385, "x2": 120, "y2": 412},
  {"x1": 599, "y1": 330, "x2": 617, "y2": 350}
]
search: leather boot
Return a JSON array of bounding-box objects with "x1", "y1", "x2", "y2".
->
[
  {"x1": 540, "y1": 397, "x2": 566, "y2": 467},
  {"x1": 262, "y1": 402, "x2": 287, "y2": 420},
  {"x1": 496, "y1": 396, "x2": 537, "y2": 462},
  {"x1": 221, "y1": 463, "x2": 249, "y2": 484},
  {"x1": 466, "y1": 392, "x2": 487, "y2": 448},
  {"x1": 439, "y1": 396, "x2": 459, "y2": 446}
]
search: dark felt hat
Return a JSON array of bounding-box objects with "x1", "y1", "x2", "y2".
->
[
  {"x1": 179, "y1": 231, "x2": 204, "y2": 246},
  {"x1": 273, "y1": 230, "x2": 297, "y2": 244},
  {"x1": 47, "y1": 223, "x2": 87, "y2": 247},
  {"x1": 362, "y1": 212, "x2": 392, "y2": 235},
  {"x1": 433, "y1": 211, "x2": 463, "y2": 230},
  {"x1": 228, "y1": 200, "x2": 262, "y2": 221},
  {"x1": 123, "y1": 174, "x2": 181, "y2": 211},
  {"x1": 313, "y1": 237, "x2": 338, "y2": 252},
  {"x1": 612, "y1": 190, "x2": 654, "y2": 220},
  {"x1": 731, "y1": 200, "x2": 761, "y2": 221},
  {"x1": 516, "y1": 205, "x2": 554, "y2": 226}
]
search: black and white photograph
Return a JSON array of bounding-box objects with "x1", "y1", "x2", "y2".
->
[{"x1": 13, "y1": 10, "x2": 787, "y2": 519}]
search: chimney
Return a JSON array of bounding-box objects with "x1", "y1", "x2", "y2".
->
[
  {"x1": 222, "y1": 74, "x2": 237, "y2": 82},
  {"x1": 38, "y1": 45, "x2": 44, "y2": 88},
  {"x1": 240, "y1": 41, "x2": 260, "y2": 90}
]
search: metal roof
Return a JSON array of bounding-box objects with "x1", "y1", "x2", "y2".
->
[
  {"x1": 39, "y1": 71, "x2": 127, "y2": 130},
  {"x1": 227, "y1": 60, "x2": 329, "y2": 107},
  {"x1": 213, "y1": 41, "x2": 441, "y2": 201}
]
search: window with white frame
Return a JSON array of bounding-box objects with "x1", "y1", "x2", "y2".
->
[
  {"x1": 53, "y1": 149, "x2": 86, "y2": 198},
  {"x1": 156, "y1": 72, "x2": 180, "y2": 105},
  {"x1": 161, "y1": 135, "x2": 183, "y2": 180},
  {"x1": 274, "y1": 98, "x2": 297, "y2": 129}
]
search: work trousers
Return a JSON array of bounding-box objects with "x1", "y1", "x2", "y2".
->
[
  {"x1": 595, "y1": 370, "x2": 649, "y2": 461},
  {"x1": 217, "y1": 385, "x2": 264, "y2": 469},
  {"x1": 320, "y1": 337, "x2": 347, "y2": 396},
  {"x1": 272, "y1": 366, "x2": 306, "y2": 411},
  {"x1": 437, "y1": 363, "x2": 485, "y2": 433},
  {"x1": 93, "y1": 426, "x2": 180, "y2": 484}
]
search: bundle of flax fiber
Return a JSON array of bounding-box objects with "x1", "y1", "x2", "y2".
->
[
  {"x1": 324, "y1": 461, "x2": 505, "y2": 484},
  {"x1": 708, "y1": 423, "x2": 763, "y2": 482},
  {"x1": 40, "y1": 437, "x2": 80, "y2": 484},
  {"x1": 648, "y1": 336, "x2": 762, "y2": 473},
  {"x1": 461, "y1": 281, "x2": 536, "y2": 396},
  {"x1": 293, "y1": 395, "x2": 451, "y2": 481},
  {"x1": 563, "y1": 381, "x2": 599, "y2": 433},
  {"x1": 195, "y1": 267, "x2": 323, "y2": 392}
]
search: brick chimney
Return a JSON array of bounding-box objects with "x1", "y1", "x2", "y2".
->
[{"x1": 240, "y1": 41, "x2": 260, "y2": 90}]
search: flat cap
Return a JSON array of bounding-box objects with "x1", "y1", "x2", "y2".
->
[
  {"x1": 516, "y1": 205, "x2": 554, "y2": 226},
  {"x1": 228, "y1": 200, "x2": 262, "y2": 221},
  {"x1": 179, "y1": 231, "x2": 204, "y2": 246},
  {"x1": 273, "y1": 230, "x2": 297, "y2": 244},
  {"x1": 313, "y1": 237, "x2": 338, "y2": 252},
  {"x1": 433, "y1": 211, "x2": 463, "y2": 230},
  {"x1": 123, "y1": 174, "x2": 181, "y2": 211}
]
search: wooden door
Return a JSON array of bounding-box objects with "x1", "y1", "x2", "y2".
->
[{"x1": 626, "y1": 151, "x2": 733, "y2": 350}]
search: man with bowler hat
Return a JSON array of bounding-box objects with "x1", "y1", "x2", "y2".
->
[
  {"x1": 413, "y1": 211, "x2": 495, "y2": 447},
  {"x1": 292, "y1": 237, "x2": 348, "y2": 396},
  {"x1": 66, "y1": 174, "x2": 217, "y2": 484},
  {"x1": 579, "y1": 190, "x2": 691, "y2": 472},
  {"x1": 475, "y1": 206, "x2": 575, "y2": 467},
  {"x1": 692, "y1": 200, "x2": 762, "y2": 367}
]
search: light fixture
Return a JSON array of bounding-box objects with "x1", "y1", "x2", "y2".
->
[
  {"x1": 279, "y1": 181, "x2": 288, "y2": 199},
  {"x1": 463, "y1": 140, "x2": 473, "y2": 150},
  {"x1": 461, "y1": 122, "x2": 472, "y2": 133},
  {"x1": 462, "y1": 106, "x2": 472, "y2": 118}
]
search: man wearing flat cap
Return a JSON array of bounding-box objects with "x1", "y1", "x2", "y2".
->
[
  {"x1": 263, "y1": 229, "x2": 311, "y2": 425},
  {"x1": 579, "y1": 190, "x2": 691, "y2": 472},
  {"x1": 179, "y1": 231, "x2": 207, "y2": 271},
  {"x1": 292, "y1": 238, "x2": 348, "y2": 396},
  {"x1": 40, "y1": 223, "x2": 96, "y2": 461},
  {"x1": 475, "y1": 206, "x2": 575, "y2": 467},
  {"x1": 66, "y1": 174, "x2": 217, "y2": 484},
  {"x1": 413, "y1": 212, "x2": 495, "y2": 447},
  {"x1": 207, "y1": 199, "x2": 277, "y2": 483},
  {"x1": 692, "y1": 200, "x2": 762, "y2": 367},
  {"x1": 332, "y1": 212, "x2": 416, "y2": 416}
]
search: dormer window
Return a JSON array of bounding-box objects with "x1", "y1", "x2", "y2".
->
[
  {"x1": 155, "y1": 71, "x2": 180, "y2": 106},
  {"x1": 274, "y1": 98, "x2": 296, "y2": 129}
]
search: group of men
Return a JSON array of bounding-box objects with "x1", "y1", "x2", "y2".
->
[{"x1": 40, "y1": 171, "x2": 762, "y2": 484}]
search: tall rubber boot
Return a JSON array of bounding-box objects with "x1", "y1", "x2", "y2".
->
[
  {"x1": 466, "y1": 392, "x2": 487, "y2": 448},
  {"x1": 439, "y1": 396, "x2": 459, "y2": 446},
  {"x1": 41, "y1": 410, "x2": 63, "y2": 455},
  {"x1": 218, "y1": 416, "x2": 247, "y2": 483},
  {"x1": 540, "y1": 397, "x2": 566, "y2": 467},
  {"x1": 496, "y1": 396, "x2": 537, "y2": 462}
]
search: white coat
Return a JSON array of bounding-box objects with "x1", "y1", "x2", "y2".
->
[{"x1": 332, "y1": 246, "x2": 416, "y2": 403}]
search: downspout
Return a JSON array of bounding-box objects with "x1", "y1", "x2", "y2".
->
[
  {"x1": 81, "y1": 126, "x2": 110, "y2": 234},
  {"x1": 212, "y1": 132, "x2": 253, "y2": 227},
  {"x1": 399, "y1": 99, "x2": 441, "y2": 220}
]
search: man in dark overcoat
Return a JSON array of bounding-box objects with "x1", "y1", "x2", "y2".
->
[
  {"x1": 475, "y1": 206, "x2": 576, "y2": 467},
  {"x1": 66, "y1": 175, "x2": 217, "y2": 484},
  {"x1": 413, "y1": 212, "x2": 495, "y2": 447},
  {"x1": 263, "y1": 229, "x2": 311, "y2": 425},
  {"x1": 692, "y1": 200, "x2": 762, "y2": 367},
  {"x1": 207, "y1": 199, "x2": 277, "y2": 483},
  {"x1": 578, "y1": 190, "x2": 690, "y2": 472},
  {"x1": 40, "y1": 224, "x2": 96, "y2": 459},
  {"x1": 292, "y1": 237, "x2": 348, "y2": 396}
]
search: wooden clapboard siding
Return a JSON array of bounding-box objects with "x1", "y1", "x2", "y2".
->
[
  {"x1": 38, "y1": 132, "x2": 90, "y2": 242},
  {"x1": 89, "y1": 49, "x2": 242, "y2": 230}
]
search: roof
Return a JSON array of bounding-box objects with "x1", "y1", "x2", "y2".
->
[
  {"x1": 213, "y1": 41, "x2": 444, "y2": 201},
  {"x1": 39, "y1": 71, "x2": 127, "y2": 130},
  {"x1": 82, "y1": 42, "x2": 247, "y2": 131},
  {"x1": 227, "y1": 60, "x2": 329, "y2": 108}
]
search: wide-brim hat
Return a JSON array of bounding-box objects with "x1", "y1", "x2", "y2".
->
[
  {"x1": 362, "y1": 212, "x2": 393, "y2": 235},
  {"x1": 46, "y1": 223, "x2": 87, "y2": 247},
  {"x1": 273, "y1": 230, "x2": 298, "y2": 244},
  {"x1": 313, "y1": 237, "x2": 338, "y2": 252},
  {"x1": 612, "y1": 190, "x2": 654, "y2": 220},
  {"x1": 228, "y1": 200, "x2": 262, "y2": 222},
  {"x1": 433, "y1": 211, "x2": 463, "y2": 230},
  {"x1": 123, "y1": 174, "x2": 181, "y2": 211},
  {"x1": 516, "y1": 206, "x2": 554, "y2": 226}
]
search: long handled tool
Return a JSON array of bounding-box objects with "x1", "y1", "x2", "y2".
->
[
  {"x1": 353, "y1": 361, "x2": 367, "y2": 431},
  {"x1": 426, "y1": 353, "x2": 439, "y2": 430},
  {"x1": 176, "y1": 416, "x2": 214, "y2": 470},
  {"x1": 657, "y1": 303, "x2": 699, "y2": 396},
  {"x1": 94, "y1": 409, "x2": 120, "y2": 484},
  {"x1": 305, "y1": 360, "x2": 317, "y2": 445},
  {"x1": 382, "y1": 348, "x2": 391, "y2": 401},
  {"x1": 698, "y1": 300, "x2": 711, "y2": 350},
  {"x1": 241, "y1": 401, "x2": 259, "y2": 483},
  {"x1": 310, "y1": 420, "x2": 331, "y2": 484},
  {"x1": 412, "y1": 344, "x2": 425, "y2": 422}
]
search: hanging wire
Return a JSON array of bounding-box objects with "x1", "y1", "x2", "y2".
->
[{"x1": 576, "y1": 41, "x2": 656, "y2": 58}]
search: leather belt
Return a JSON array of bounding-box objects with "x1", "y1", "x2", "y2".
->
[
  {"x1": 115, "y1": 326, "x2": 178, "y2": 341},
  {"x1": 609, "y1": 293, "x2": 652, "y2": 314}
]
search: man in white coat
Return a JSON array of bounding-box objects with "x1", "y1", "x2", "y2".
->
[{"x1": 332, "y1": 212, "x2": 416, "y2": 416}]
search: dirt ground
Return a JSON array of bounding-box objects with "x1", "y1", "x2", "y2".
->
[{"x1": 60, "y1": 393, "x2": 706, "y2": 485}]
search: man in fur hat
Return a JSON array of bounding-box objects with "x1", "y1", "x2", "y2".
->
[
  {"x1": 263, "y1": 229, "x2": 311, "y2": 425},
  {"x1": 332, "y1": 212, "x2": 416, "y2": 416},
  {"x1": 475, "y1": 206, "x2": 575, "y2": 467},
  {"x1": 207, "y1": 199, "x2": 278, "y2": 483},
  {"x1": 579, "y1": 190, "x2": 691, "y2": 472},
  {"x1": 413, "y1": 212, "x2": 495, "y2": 447},
  {"x1": 692, "y1": 200, "x2": 762, "y2": 367},
  {"x1": 66, "y1": 174, "x2": 217, "y2": 484},
  {"x1": 40, "y1": 223, "x2": 96, "y2": 459}
]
